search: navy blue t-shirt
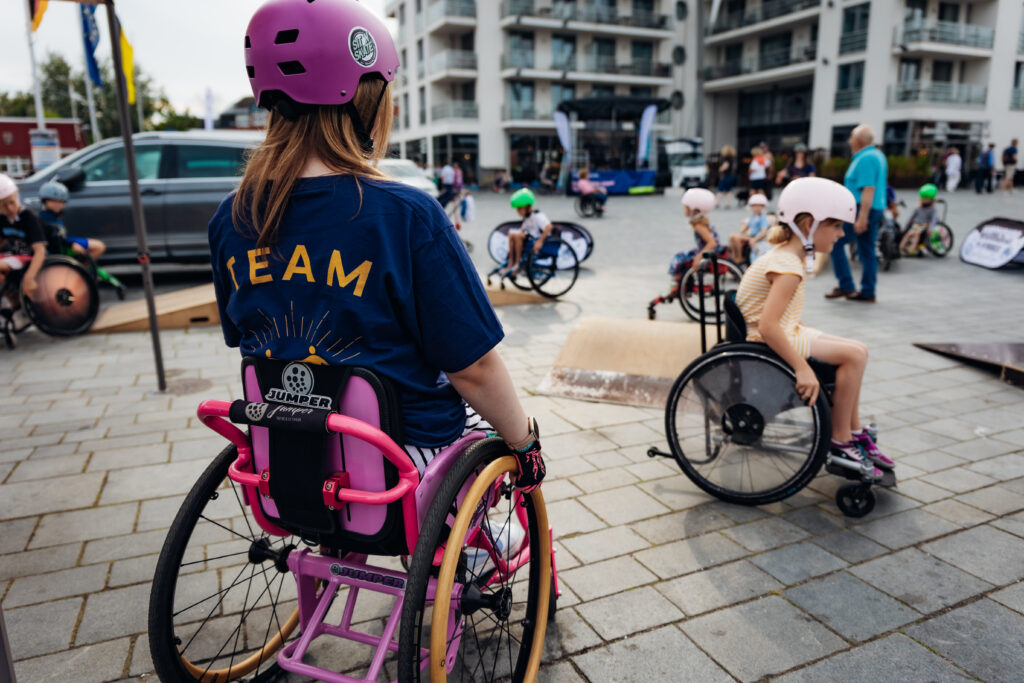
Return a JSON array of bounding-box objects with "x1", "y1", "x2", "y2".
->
[{"x1": 208, "y1": 175, "x2": 503, "y2": 447}]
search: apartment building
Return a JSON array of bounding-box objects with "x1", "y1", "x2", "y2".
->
[
  {"x1": 385, "y1": 0, "x2": 696, "y2": 183},
  {"x1": 701, "y1": 0, "x2": 1024, "y2": 162}
]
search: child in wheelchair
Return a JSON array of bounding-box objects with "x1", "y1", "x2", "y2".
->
[
  {"x1": 669, "y1": 187, "x2": 728, "y2": 278},
  {"x1": 728, "y1": 193, "x2": 772, "y2": 266},
  {"x1": 37, "y1": 180, "x2": 108, "y2": 261},
  {"x1": 501, "y1": 187, "x2": 554, "y2": 276},
  {"x1": 576, "y1": 168, "x2": 607, "y2": 215},
  {"x1": 735, "y1": 177, "x2": 894, "y2": 480},
  {"x1": 0, "y1": 173, "x2": 46, "y2": 303},
  {"x1": 899, "y1": 183, "x2": 938, "y2": 256}
]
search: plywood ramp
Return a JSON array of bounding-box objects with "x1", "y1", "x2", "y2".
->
[
  {"x1": 484, "y1": 282, "x2": 549, "y2": 306},
  {"x1": 91, "y1": 284, "x2": 220, "y2": 334},
  {"x1": 537, "y1": 316, "x2": 715, "y2": 407}
]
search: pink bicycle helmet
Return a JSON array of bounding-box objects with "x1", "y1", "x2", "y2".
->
[
  {"x1": 681, "y1": 187, "x2": 716, "y2": 218},
  {"x1": 245, "y1": 0, "x2": 399, "y2": 142},
  {"x1": 0, "y1": 173, "x2": 16, "y2": 200}
]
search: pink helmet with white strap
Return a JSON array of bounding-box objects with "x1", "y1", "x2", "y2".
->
[
  {"x1": 776, "y1": 177, "x2": 856, "y2": 271},
  {"x1": 681, "y1": 187, "x2": 716, "y2": 218},
  {"x1": 245, "y1": 0, "x2": 399, "y2": 117},
  {"x1": 0, "y1": 173, "x2": 16, "y2": 201}
]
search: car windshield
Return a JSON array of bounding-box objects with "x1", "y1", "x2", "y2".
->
[
  {"x1": 668, "y1": 153, "x2": 705, "y2": 167},
  {"x1": 379, "y1": 160, "x2": 426, "y2": 179},
  {"x1": 23, "y1": 143, "x2": 102, "y2": 182}
]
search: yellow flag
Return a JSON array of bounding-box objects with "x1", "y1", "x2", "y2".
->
[
  {"x1": 30, "y1": 0, "x2": 49, "y2": 32},
  {"x1": 120, "y1": 26, "x2": 136, "y2": 105}
]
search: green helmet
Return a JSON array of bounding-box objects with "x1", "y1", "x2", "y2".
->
[
  {"x1": 919, "y1": 183, "x2": 938, "y2": 199},
  {"x1": 510, "y1": 188, "x2": 536, "y2": 209}
]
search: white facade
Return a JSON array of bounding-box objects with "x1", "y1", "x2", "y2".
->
[
  {"x1": 699, "y1": 0, "x2": 1024, "y2": 160},
  {"x1": 385, "y1": 0, "x2": 697, "y2": 181}
]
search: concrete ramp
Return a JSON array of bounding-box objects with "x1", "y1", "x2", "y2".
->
[{"x1": 537, "y1": 316, "x2": 713, "y2": 407}]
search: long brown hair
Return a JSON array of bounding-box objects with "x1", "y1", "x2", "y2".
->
[{"x1": 233, "y1": 78, "x2": 394, "y2": 247}]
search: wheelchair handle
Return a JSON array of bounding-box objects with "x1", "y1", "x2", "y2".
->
[{"x1": 197, "y1": 400, "x2": 419, "y2": 506}]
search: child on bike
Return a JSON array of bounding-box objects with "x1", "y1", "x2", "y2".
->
[
  {"x1": 37, "y1": 180, "x2": 107, "y2": 260},
  {"x1": 502, "y1": 188, "x2": 553, "y2": 276},
  {"x1": 209, "y1": 0, "x2": 544, "y2": 490},
  {"x1": 735, "y1": 177, "x2": 893, "y2": 478},
  {"x1": 576, "y1": 169, "x2": 607, "y2": 215},
  {"x1": 899, "y1": 184, "x2": 938, "y2": 256},
  {"x1": 728, "y1": 193, "x2": 772, "y2": 265},
  {"x1": 0, "y1": 173, "x2": 46, "y2": 301},
  {"x1": 669, "y1": 187, "x2": 725, "y2": 278}
]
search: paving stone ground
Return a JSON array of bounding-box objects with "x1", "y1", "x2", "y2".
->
[{"x1": 2, "y1": 189, "x2": 1023, "y2": 681}]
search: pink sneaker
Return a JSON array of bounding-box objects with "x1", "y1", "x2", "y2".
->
[
  {"x1": 828, "y1": 440, "x2": 883, "y2": 481},
  {"x1": 854, "y1": 430, "x2": 895, "y2": 471}
]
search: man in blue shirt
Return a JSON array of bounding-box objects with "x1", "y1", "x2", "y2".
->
[
  {"x1": 1000, "y1": 139, "x2": 1018, "y2": 193},
  {"x1": 827, "y1": 125, "x2": 887, "y2": 303}
]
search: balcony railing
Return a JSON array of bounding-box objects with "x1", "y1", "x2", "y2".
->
[
  {"x1": 503, "y1": 103, "x2": 551, "y2": 120},
  {"x1": 1012, "y1": 89, "x2": 1024, "y2": 110},
  {"x1": 550, "y1": 56, "x2": 577, "y2": 71},
  {"x1": 417, "y1": 62, "x2": 425, "y2": 79},
  {"x1": 502, "y1": 53, "x2": 535, "y2": 69},
  {"x1": 710, "y1": 0, "x2": 820, "y2": 35},
  {"x1": 500, "y1": 0, "x2": 669, "y2": 29},
  {"x1": 899, "y1": 20, "x2": 994, "y2": 49},
  {"x1": 834, "y1": 89, "x2": 862, "y2": 110},
  {"x1": 705, "y1": 44, "x2": 816, "y2": 80},
  {"x1": 430, "y1": 50, "x2": 478, "y2": 73},
  {"x1": 432, "y1": 101, "x2": 479, "y2": 120},
  {"x1": 839, "y1": 29, "x2": 867, "y2": 54},
  {"x1": 427, "y1": 0, "x2": 477, "y2": 26},
  {"x1": 888, "y1": 81, "x2": 987, "y2": 106},
  {"x1": 414, "y1": 11, "x2": 424, "y2": 33}
]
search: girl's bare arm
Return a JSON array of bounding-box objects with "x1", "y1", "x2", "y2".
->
[{"x1": 447, "y1": 348, "x2": 530, "y2": 445}]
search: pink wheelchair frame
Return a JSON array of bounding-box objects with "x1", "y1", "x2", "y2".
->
[{"x1": 195, "y1": 380, "x2": 559, "y2": 681}]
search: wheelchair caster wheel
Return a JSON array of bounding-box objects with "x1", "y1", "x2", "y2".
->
[
  {"x1": 500, "y1": 280, "x2": 506, "y2": 290},
  {"x1": 836, "y1": 484, "x2": 875, "y2": 518}
]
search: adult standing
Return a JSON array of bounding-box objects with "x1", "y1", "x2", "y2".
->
[
  {"x1": 944, "y1": 146, "x2": 962, "y2": 192},
  {"x1": 827, "y1": 124, "x2": 887, "y2": 303},
  {"x1": 1001, "y1": 139, "x2": 1018, "y2": 193},
  {"x1": 438, "y1": 158, "x2": 456, "y2": 207},
  {"x1": 760, "y1": 141, "x2": 775, "y2": 199},
  {"x1": 975, "y1": 144, "x2": 995, "y2": 194},
  {"x1": 716, "y1": 145, "x2": 737, "y2": 208},
  {"x1": 775, "y1": 143, "x2": 816, "y2": 186}
]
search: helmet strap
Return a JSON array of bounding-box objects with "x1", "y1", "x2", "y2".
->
[
  {"x1": 344, "y1": 79, "x2": 389, "y2": 154},
  {"x1": 782, "y1": 216, "x2": 819, "y2": 273}
]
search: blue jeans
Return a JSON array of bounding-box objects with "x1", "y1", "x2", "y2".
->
[{"x1": 831, "y1": 208, "x2": 882, "y2": 298}]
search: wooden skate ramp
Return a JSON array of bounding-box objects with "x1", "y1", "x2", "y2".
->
[
  {"x1": 92, "y1": 278, "x2": 547, "y2": 334},
  {"x1": 537, "y1": 316, "x2": 713, "y2": 407},
  {"x1": 915, "y1": 342, "x2": 1024, "y2": 387}
]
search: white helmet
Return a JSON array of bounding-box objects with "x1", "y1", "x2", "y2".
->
[
  {"x1": 681, "y1": 187, "x2": 716, "y2": 217},
  {"x1": 0, "y1": 173, "x2": 16, "y2": 201},
  {"x1": 747, "y1": 193, "x2": 768, "y2": 207},
  {"x1": 776, "y1": 177, "x2": 856, "y2": 271}
]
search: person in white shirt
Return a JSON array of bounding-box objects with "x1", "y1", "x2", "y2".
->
[
  {"x1": 944, "y1": 147, "x2": 962, "y2": 193},
  {"x1": 748, "y1": 146, "x2": 769, "y2": 196}
]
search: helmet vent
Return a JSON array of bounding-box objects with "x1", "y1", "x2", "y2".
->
[
  {"x1": 245, "y1": 35, "x2": 251, "y2": 48},
  {"x1": 278, "y1": 61, "x2": 307, "y2": 75},
  {"x1": 246, "y1": 66, "x2": 256, "y2": 79},
  {"x1": 274, "y1": 29, "x2": 299, "y2": 44}
]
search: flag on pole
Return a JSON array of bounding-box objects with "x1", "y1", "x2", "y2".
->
[
  {"x1": 28, "y1": 0, "x2": 48, "y2": 32},
  {"x1": 80, "y1": 5, "x2": 103, "y2": 87},
  {"x1": 118, "y1": 19, "x2": 136, "y2": 105}
]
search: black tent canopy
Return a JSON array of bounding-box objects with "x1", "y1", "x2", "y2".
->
[{"x1": 556, "y1": 96, "x2": 670, "y2": 122}]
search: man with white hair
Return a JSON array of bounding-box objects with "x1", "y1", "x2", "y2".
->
[{"x1": 826, "y1": 124, "x2": 887, "y2": 303}]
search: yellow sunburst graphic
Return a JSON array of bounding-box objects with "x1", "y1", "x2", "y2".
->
[{"x1": 246, "y1": 302, "x2": 361, "y2": 365}]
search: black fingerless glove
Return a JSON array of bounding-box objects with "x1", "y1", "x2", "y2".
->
[{"x1": 507, "y1": 417, "x2": 546, "y2": 492}]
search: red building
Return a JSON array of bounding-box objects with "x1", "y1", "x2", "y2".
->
[{"x1": 0, "y1": 117, "x2": 87, "y2": 178}]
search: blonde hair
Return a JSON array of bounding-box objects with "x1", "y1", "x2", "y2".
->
[
  {"x1": 720, "y1": 145, "x2": 736, "y2": 157},
  {"x1": 233, "y1": 79, "x2": 394, "y2": 247},
  {"x1": 766, "y1": 212, "x2": 811, "y2": 244},
  {"x1": 751, "y1": 146, "x2": 763, "y2": 156}
]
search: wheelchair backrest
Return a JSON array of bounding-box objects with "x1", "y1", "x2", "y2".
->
[
  {"x1": 724, "y1": 291, "x2": 748, "y2": 343},
  {"x1": 241, "y1": 356, "x2": 409, "y2": 555}
]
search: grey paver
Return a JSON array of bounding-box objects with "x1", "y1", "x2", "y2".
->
[
  {"x1": 749, "y1": 541, "x2": 848, "y2": 585},
  {"x1": 4, "y1": 598, "x2": 82, "y2": 659},
  {"x1": 956, "y1": 484, "x2": 1024, "y2": 516},
  {"x1": 656, "y1": 560, "x2": 783, "y2": 616},
  {"x1": 989, "y1": 582, "x2": 1024, "y2": 615},
  {"x1": 75, "y1": 583, "x2": 151, "y2": 645},
  {"x1": 922, "y1": 526, "x2": 1024, "y2": 585},
  {"x1": 30, "y1": 503, "x2": 139, "y2": 549},
  {"x1": 7, "y1": 453, "x2": 88, "y2": 483},
  {"x1": 855, "y1": 508, "x2": 960, "y2": 549},
  {"x1": 812, "y1": 530, "x2": 889, "y2": 563},
  {"x1": 574, "y1": 586, "x2": 683, "y2": 641},
  {"x1": 721, "y1": 517, "x2": 810, "y2": 552},
  {"x1": 922, "y1": 499, "x2": 996, "y2": 527},
  {"x1": 896, "y1": 478, "x2": 955, "y2": 504},
  {"x1": 538, "y1": 661, "x2": 585, "y2": 683},
  {"x1": 628, "y1": 505, "x2": 735, "y2": 545},
  {"x1": 560, "y1": 526, "x2": 649, "y2": 564},
  {"x1": 681, "y1": 595, "x2": 845, "y2": 680},
  {"x1": 637, "y1": 477, "x2": 711, "y2": 511},
  {"x1": 541, "y1": 608, "x2": 603, "y2": 661},
  {"x1": 0, "y1": 472, "x2": 106, "y2": 518},
  {"x1": 785, "y1": 572, "x2": 919, "y2": 642},
  {"x1": 13, "y1": 637, "x2": 131, "y2": 683},
  {"x1": 568, "y1": 467, "x2": 639, "y2": 493},
  {"x1": 0, "y1": 543, "x2": 81, "y2": 582},
  {"x1": 545, "y1": 498, "x2": 606, "y2": 537},
  {"x1": 0, "y1": 517, "x2": 37, "y2": 554},
  {"x1": 3, "y1": 563, "x2": 109, "y2": 608},
  {"x1": 558, "y1": 555, "x2": 657, "y2": 602},
  {"x1": 849, "y1": 548, "x2": 994, "y2": 614},
  {"x1": 906, "y1": 599, "x2": 1024, "y2": 682},
  {"x1": 578, "y1": 485, "x2": 670, "y2": 525},
  {"x1": 920, "y1": 467, "x2": 998, "y2": 494},
  {"x1": 573, "y1": 626, "x2": 731, "y2": 683},
  {"x1": 774, "y1": 633, "x2": 973, "y2": 683},
  {"x1": 99, "y1": 459, "x2": 209, "y2": 505},
  {"x1": 633, "y1": 532, "x2": 747, "y2": 579},
  {"x1": 782, "y1": 505, "x2": 847, "y2": 535},
  {"x1": 992, "y1": 510, "x2": 1024, "y2": 538}
]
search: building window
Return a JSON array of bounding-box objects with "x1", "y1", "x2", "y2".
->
[
  {"x1": 552, "y1": 35, "x2": 576, "y2": 70},
  {"x1": 416, "y1": 40, "x2": 424, "y2": 78},
  {"x1": 831, "y1": 124, "x2": 855, "y2": 158},
  {"x1": 415, "y1": 0, "x2": 421, "y2": 13},
  {"x1": 552, "y1": 83, "x2": 576, "y2": 109},
  {"x1": 590, "y1": 84, "x2": 614, "y2": 98},
  {"x1": 418, "y1": 86, "x2": 426, "y2": 125},
  {"x1": 938, "y1": 2, "x2": 959, "y2": 23},
  {"x1": 399, "y1": 4, "x2": 405, "y2": 25},
  {"x1": 589, "y1": 37, "x2": 616, "y2": 72},
  {"x1": 403, "y1": 93, "x2": 410, "y2": 129},
  {"x1": 905, "y1": 0, "x2": 926, "y2": 23},
  {"x1": 932, "y1": 60, "x2": 954, "y2": 83},
  {"x1": 835, "y1": 61, "x2": 864, "y2": 110},
  {"x1": 508, "y1": 81, "x2": 536, "y2": 118},
  {"x1": 630, "y1": 86, "x2": 653, "y2": 97},
  {"x1": 675, "y1": 2, "x2": 688, "y2": 22},
  {"x1": 508, "y1": 31, "x2": 535, "y2": 69},
  {"x1": 899, "y1": 58, "x2": 922, "y2": 83},
  {"x1": 840, "y1": 4, "x2": 869, "y2": 54}
]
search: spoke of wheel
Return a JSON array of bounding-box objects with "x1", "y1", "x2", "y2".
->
[
  {"x1": 178, "y1": 561, "x2": 253, "y2": 641},
  {"x1": 180, "y1": 550, "x2": 250, "y2": 568},
  {"x1": 216, "y1": 560, "x2": 257, "y2": 680},
  {"x1": 230, "y1": 480, "x2": 258, "y2": 540},
  {"x1": 199, "y1": 514, "x2": 255, "y2": 544},
  {"x1": 255, "y1": 570, "x2": 288, "y2": 679},
  {"x1": 199, "y1": 564, "x2": 285, "y2": 676}
]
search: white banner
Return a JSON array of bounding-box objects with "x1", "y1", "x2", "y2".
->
[
  {"x1": 553, "y1": 110, "x2": 572, "y2": 160},
  {"x1": 960, "y1": 221, "x2": 1024, "y2": 269},
  {"x1": 636, "y1": 104, "x2": 658, "y2": 167}
]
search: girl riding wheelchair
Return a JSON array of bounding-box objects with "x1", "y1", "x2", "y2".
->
[{"x1": 149, "y1": 2, "x2": 554, "y2": 680}]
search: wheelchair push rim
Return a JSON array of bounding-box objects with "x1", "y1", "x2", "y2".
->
[
  {"x1": 528, "y1": 239, "x2": 579, "y2": 298},
  {"x1": 22, "y1": 256, "x2": 100, "y2": 337},
  {"x1": 679, "y1": 259, "x2": 744, "y2": 323},
  {"x1": 398, "y1": 439, "x2": 551, "y2": 683},
  {"x1": 666, "y1": 347, "x2": 830, "y2": 506},
  {"x1": 926, "y1": 223, "x2": 954, "y2": 256},
  {"x1": 148, "y1": 446, "x2": 301, "y2": 683}
]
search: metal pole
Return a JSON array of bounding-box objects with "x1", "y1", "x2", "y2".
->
[
  {"x1": 695, "y1": 0, "x2": 706, "y2": 139},
  {"x1": 0, "y1": 604, "x2": 16, "y2": 683},
  {"x1": 104, "y1": 0, "x2": 166, "y2": 392},
  {"x1": 84, "y1": 72, "x2": 100, "y2": 144},
  {"x1": 24, "y1": 4, "x2": 45, "y2": 131}
]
